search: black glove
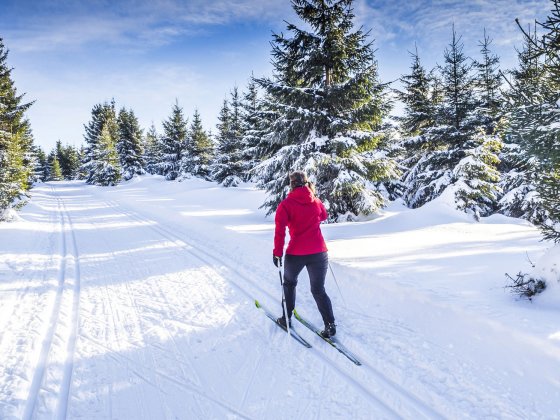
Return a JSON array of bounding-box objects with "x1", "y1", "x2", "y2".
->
[{"x1": 273, "y1": 255, "x2": 282, "y2": 267}]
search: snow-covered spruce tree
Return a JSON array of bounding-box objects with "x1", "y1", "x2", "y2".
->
[
  {"x1": 52, "y1": 140, "x2": 80, "y2": 180},
  {"x1": 81, "y1": 101, "x2": 119, "y2": 184},
  {"x1": 513, "y1": 2, "x2": 560, "y2": 241},
  {"x1": 88, "y1": 123, "x2": 121, "y2": 186},
  {"x1": 255, "y1": 0, "x2": 397, "y2": 220},
  {"x1": 402, "y1": 27, "x2": 501, "y2": 218},
  {"x1": 473, "y1": 30, "x2": 503, "y2": 132},
  {"x1": 395, "y1": 47, "x2": 436, "y2": 138},
  {"x1": 64, "y1": 144, "x2": 81, "y2": 180},
  {"x1": 210, "y1": 89, "x2": 246, "y2": 187},
  {"x1": 395, "y1": 48, "x2": 439, "y2": 205},
  {"x1": 0, "y1": 37, "x2": 35, "y2": 220},
  {"x1": 240, "y1": 77, "x2": 265, "y2": 181},
  {"x1": 180, "y1": 109, "x2": 213, "y2": 179},
  {"x1": 143, "y1": 123, "x2": 163, "y2": 175},
  {"x1": 33, "y1": 146, "x2": 49, "y2": 182},
  {"x1": 117, "y1": 108, "x2": 145, "y2": 180},
  {"x1": 49, "y1": 155, "x2": 63, "y2": 181},
  {"x1": 158, "y1": 101, "x2": 188, "y2": 181},
  {"x1": 499, "y1": 26, "x2": 547, "y2": 222}
]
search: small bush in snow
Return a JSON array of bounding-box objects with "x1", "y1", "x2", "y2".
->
[{"x1": 505, "y1": 272, "x2": 546, "y2": 300}]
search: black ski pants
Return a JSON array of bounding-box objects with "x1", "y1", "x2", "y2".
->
[{"x1": 282, "y1": 251, "x2": 335, "y2": 325}]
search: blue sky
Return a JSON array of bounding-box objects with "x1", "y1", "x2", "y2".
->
[{"x1": 0, "y1": 0, "x2": 550, "y2": 151}]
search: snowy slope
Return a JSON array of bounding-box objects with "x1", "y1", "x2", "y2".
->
[{"x1": 0, "y1": 177, "x2": 558, "y2": 419}]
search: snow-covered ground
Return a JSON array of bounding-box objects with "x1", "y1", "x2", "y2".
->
[{"x1": 0, "y1": 176, "x2": 559, "y2": 419}]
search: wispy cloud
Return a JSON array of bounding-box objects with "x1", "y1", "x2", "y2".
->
[
  {"x1": 355, "y1": 0, "x2": 550, "y2": 60},
  {"x1": 2, "y1": 0, "x2": 292, "y2": 53}
]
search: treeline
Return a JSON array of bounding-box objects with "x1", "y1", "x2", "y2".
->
[{"x1": 2, "y1": 0, "x2": 559, "y2": 244}]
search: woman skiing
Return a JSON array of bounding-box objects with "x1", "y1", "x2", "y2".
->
[{"x1": 273, "y1": 171, "x2": 336, "y2": 338}]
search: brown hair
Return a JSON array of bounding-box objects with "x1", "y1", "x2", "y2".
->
[{"x1": 289, "y1": 171, "x2": 315, "y2": 193}]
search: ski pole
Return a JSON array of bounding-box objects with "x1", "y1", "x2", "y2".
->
[
  {"x1": 329, "y1": 262, "x2": 347, "y2": 308},
  {"x1": 277, "y1": 259, "x2": 291, "y2": 337}
]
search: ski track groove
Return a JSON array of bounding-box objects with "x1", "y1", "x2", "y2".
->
[
  {"x1": 0, "y1": 191, "x2": 59, "y2": 418},
  {"x1": 54, "y1": 191, "x2": 82, "y2": 420},
  {"x1": 101, "y1": 195, "x2": 442, "y2": 419},
  {"x1": 150, "y1": 301, "x2": 208, "y2": 416},
  {"x1": 239, "y1": 346, "x2": 264, "y2": 411},
  {"x1": 122, "y1": 267, "x2": 173, "y2": 419},
  {"x1": 21, "y1": 186, "x2": 81, "y2": 420},
  {"x1": 74, "y1": 192, "x2": 248, "y2": 419},
  {"x1": 119, "y1": 242, "x2": 208, "y2": 417},
  {"x1": 79, "y1": 332, "x2": 252, "y2": 419},
  {"x1": 92, "y1": 217, "x2": 170, "y2": 419}
]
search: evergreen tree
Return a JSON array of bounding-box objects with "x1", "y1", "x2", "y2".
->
[
  {"x1": 64, "y1": 144, "x2": 81, "y2": 179},
  {"x1": 81, "y1": 101, "x2": 119, "y2": 184},
  {"x1": 499, "y1": 26, "x2": 546, "y2": 222},
  {"x1": 52, "y1": 142, "x2": 81, "y2": 180},
  {"x1": 511, "y1": 1, "x2": 560, "y2": 241},
  {"x1": 89, "y1": 123, "x2": 121, "y2": 186},
  {"x1": 50, "y1": 155, "x2": 63, "y2": 181},
  {"x1": 33, "y1": 146, "x2": 49, "y2": 182},
  {"x1": 240, "y1": 77, "x2": 266, "y2": 181},
  {"x1": 255, "y1": 0, "x2": 397, "y2": 220},
  {"x1": 474, "y1": 30, "x2": 503, "y2": 131},
  {"x1": 395, "y1": 47, "x2": 435, "y2": 137},
  {"x1": 117, "y1": 107, "x2": 145, "y2": 180},
  {"x1": 182, "y1": 109, "x2": 213, "y2": 178},
  {"x1": 143, "y1": 123, "x2": 163, "y2": 175},
  {"x1": 0, "y1": 38, "x2": 35, "y2": 220},
  {"x1": 159, "y1": 101, "x2": 188, "y2": 180},
  {"x1": 210, "y1": 89, "x2": 246, "y2": 187},
  {"x1": 395, "y1": 48, "x2": 439, "y2": 204},
  {"x1": 401, "y1": 27, "x2": 501, "y2": 218}
]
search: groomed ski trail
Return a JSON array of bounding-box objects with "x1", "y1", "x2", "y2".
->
[
  {"x1": 90, "y1": 184, "x2": 444, "y2": 419},
  {"x1": 22, "y1": 185, "x2": 82, "y2": 420}
]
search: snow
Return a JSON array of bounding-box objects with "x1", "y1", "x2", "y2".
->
[{"x1": 1, "y1": 176, "x2": 559, "y2": 419}]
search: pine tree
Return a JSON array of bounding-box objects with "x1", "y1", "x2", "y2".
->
[
  {"x1": 240, "y1": 77, "x2": 266, "y2": 181},
  {"x1": 33, "y1": 146, "x2": 49, "y2": 182},
  {"x1": 143, "y1": 123, "x2": 163, "y2": 175},
  {"x1": 52, "y1": 142, "x2": 81, "y2": 180},
  {"x1": 0, "y1": 38, "x2": 35, "y2": 220},
  {"x1": 395, "y1": 47, "x2": 436, "y2": 137},
  {"x1": 395, "y1": 48, "x2": 439, "y2": 205},
  {"x1": 159, "y1": 101, "x2": 188, "y2": 181},
  {"x1": 474, "y1": 30, "x2": 503, "y2": 131},
  {"x1": 81, "y1": 101, "x2": 119, "y2": 184},
  {"x1": 50, "y1": 156, "x2": 63, "y2": 181},
  {"x1": 182, "y1": 109, "x2": 213, "y2": 178},
  {"x1": 117, "y1": 107, "x2": 145, "y2": 180},
  {"x1": 89, "y1": 123, "x2": 121, "y2": 186},
  {"x1": 210, "y1": 89, "x2": 246, "y2": 186},
  {"x1": 65, "y1": 144, "x2": 81, "y2": 179},
  {"x1": 512, "y1": 1, "x2": 560, "y2": 241},
  {"x1": 401, "y1": 27, "x2": 501, "y2": 218},
  {"x1": 255, "y1": 0, "x2": 397, "y2": 220},
  {"x1": 499, "y1": 26, "x2": 546, "y2": 222}
]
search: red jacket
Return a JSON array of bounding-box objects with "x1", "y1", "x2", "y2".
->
[{"x1": 273, "y1": 186, "x2": 328, "y2": 257}]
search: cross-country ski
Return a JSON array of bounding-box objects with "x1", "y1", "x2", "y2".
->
[
  {"x1": 293, "y1": 309, "x2": 362, "y2": 366},
  {"x1": 255, "y1": 300, "x2": 312, "y2": 348}
]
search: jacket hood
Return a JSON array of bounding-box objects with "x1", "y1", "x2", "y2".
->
[{"x1": 288, "y1": 186, "x2": 315, "y2": 204}]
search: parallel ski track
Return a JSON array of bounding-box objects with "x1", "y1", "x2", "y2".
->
[
  {"x1": 22, "y1": 185, "x2": 81, "y2": 420},
  {"x1": 77, "y1": 194, "x2": 252, "y2": 419},
  {"x1": 102, "y1": 196, "x2": 444, "y2": 419}
]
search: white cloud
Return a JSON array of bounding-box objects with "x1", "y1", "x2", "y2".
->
[
  {"x1": 3, "y1": 0, "x2": 293, "y2": 53},
  {"x1": 352, "y1": 0, "x2": 550, "y2": 78}
]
